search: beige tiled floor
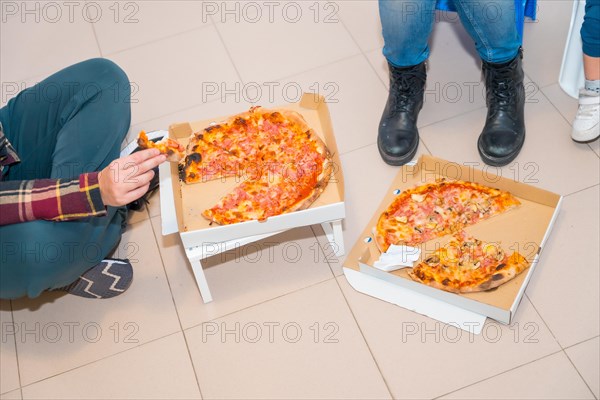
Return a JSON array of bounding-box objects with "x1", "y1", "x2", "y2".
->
[{"x1": 1, "y1": 1, "x2": 598, "y2": 399}]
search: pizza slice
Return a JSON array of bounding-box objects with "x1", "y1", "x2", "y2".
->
[
  {"x1": 199, "y1": 109, "x2": 264, "y2": 162},
  {"x1": 375, "y1": 179, "x2": 521, "y2": 252},
  {"x1": 202, "y1": 156, "x2": 333, "y2": 225},
  {"x1": 137, "y1": 130, "x2": 185, "y2": 162},
  {"x1": 408, "y1": 231, "x2": 530, "y2": 293},
  {"x1": 180, "y1": 135, "x2": 244, "y2": 184}
]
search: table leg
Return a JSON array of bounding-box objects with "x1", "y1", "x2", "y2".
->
[
  {"x1": 321, "y1": 220, "x2": 345, "y2": 257},
  {"x1": 190, "y1": 258, "x2": 213, "y2": 303}
]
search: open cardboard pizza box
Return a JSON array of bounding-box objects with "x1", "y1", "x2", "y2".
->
[
  {"x1": 159, "y1": 93, "x2": 345, "y2": 254},
  {"x1": 343, "y1": 155, "x2": 562, "y2": 329},
  {"x1": 158, "y1": 94, "x2": 345, "y2": 302}
]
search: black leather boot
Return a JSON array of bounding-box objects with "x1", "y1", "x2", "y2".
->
[
  {"x1": 478, "y1": 49, "x2": 525, "y2": 166},
  {"x1": 378, "y1": 61, "x2": 426, "y2": 166}
]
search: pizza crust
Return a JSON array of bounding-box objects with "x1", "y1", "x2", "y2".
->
[
  {"x1": 374, "y1": 179, "x2": 521, "y2": 251},
  {"x1": 408, "y1": 247, "x2": 530, "y2": 294}
]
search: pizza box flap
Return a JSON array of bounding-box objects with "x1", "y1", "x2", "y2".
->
[
  {"x1": 343, "y1": 154, "x2": 562, "y2": 322},
  {"x1": 163, "y1": 93, "x2": 345, "y2": 245}
]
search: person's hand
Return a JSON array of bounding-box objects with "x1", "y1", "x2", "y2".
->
[{"x1": 98, "y1": 149, "x2": 167, "y2": 207}]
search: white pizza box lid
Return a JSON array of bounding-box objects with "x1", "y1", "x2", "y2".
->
[
  {"x1": 343, "y1": 155, "x2": 563, "y2": 326},
  {"x1": 159, "y1": 93, "x2": 345, "y2": 249}
]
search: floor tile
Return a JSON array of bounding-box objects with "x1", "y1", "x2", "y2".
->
[
  {"x1": 21, "y1": 332, "x2": 200, "y2": 399},
  {"x1": 0, "y1": 4, "x2": 99, "y2": 83},
  {"x1": 365, "y1": 48, "x2": 388, "y2": 87},
  {"x1": 214, "y1": 2, "x2": 360, "y2": 83},
  {"x1": 0, "y1": 390, "x2": 21, "y2": 400},
  {"x1": 151, "y1": 216, "x2": 334, "y2": 330},
  {"x1": 590, "y1": 138, "x2": 600, "y2": 158},
  {"x1": 542, "y1": 82, "x2": 578, "y2": 124},
  {"x1": 92, "y1": 1, "x2": 212, "y2": 56},
  {"x1": 185, "y1": 279, "x2": 391, "y2": 399},
  {"x1": 10, "y1": 218, "x2": 181, "y2": 386},
  {"x1": 106, "y1": 26, "x2": 240, "y2": 125},
  {"x1": 126, "y1": 208, "x2": 149, "y2": 225},
  {"x1": 127, "y1": 54, "x2": 387, "y2": 156},
  {"x1": 542, "y1": 83, "x2": 600, "y2": 158},
  {"x1": 419, "y1": 84, "x2": 600, "y2": 195},
  {"x1": 146, "y1": 189, "x2": 161, "y2": 219},
  {"x1": 0, "y1": 72, "x2": 49, "y2": 108},
  {"x1": 522, "y1": 0, "x2": 574, "y2": 89},
  {"x1": 338, "y1": 1, "x2": 383, "y2": 52},
  {"x1": 526, "y1": 186, "x2": 599, "y2": 348},
  {"x1": 566, "y1": 337, "x2": 600, "y2": 398},
  {"x1": 338, "y1": 142, "x2": 430, "y2": 255},
  {"x1": 0, "y1": 301, "x2": 19, "y2": 395},
  {"x1": 440, "y1": 351, "x2": 594, "y2": 399},
  {"x1": 337, "y1": 276, "x2": 560, "y2": 399}
]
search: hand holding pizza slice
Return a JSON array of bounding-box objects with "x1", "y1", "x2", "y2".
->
[{"x1": 137, "y1": 130, "x2": 185, "y2": 163}]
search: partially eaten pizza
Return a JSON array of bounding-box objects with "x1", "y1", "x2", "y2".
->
[
  {"x1": 137, "y1": 130, "x2": 185, "y2": 163},
  {"x1": 171, "y1": 106, "x2": 333, "y2": 225},
  {"x1": 375, "y1": 179, "x2": 521, "y2": 252},
  {"x1": 409, "y1": 231, "x2": 529, "y2": 293}
]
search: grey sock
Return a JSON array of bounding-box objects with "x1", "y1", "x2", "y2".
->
[{"x1": 585, "y1": 79, "x2": 600, "y2": 93}]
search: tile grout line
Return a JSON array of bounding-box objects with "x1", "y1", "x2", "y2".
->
[
  {"x1": 210, "y1": 16, "x2": 247, "y2": 87},
  {"x1": 329, "y1": 276, "x2": 395, "y2": 399},
  {"x1": 432, "y1": 349, "x2": 566, "y2": 399},
  {"x1": 520, "y1": 294, "x2": 599, "y2": 397},
  {"x1": 305, "y1": 214, "x2": 393, "y2": 394},
  {"x1": 8, "y1": 300, "x2": 24, "y2": 399},
  {"x1": 127, "y1": 95, "x2": 228, "y2": 134},
  {"x1": 336, "y1": 18, "x2": 388, "y2": 91},
  {"x1": 147, "y1": 216, "x2": 204, "y2": 399},
  {"x1": 562, "y1": 347, "x2": 599, "y2": 400},
  {"x1": 14, "y1": 329, "x2": 182, "y2": 392},
  {"x1": 102, "y1": 22, "x2": 215, "y2": 59},
  {"x1": 183, "y1": 274, "x2": 338, "y2": 333},
  {"x1": 534, "y1": 77, "x2": 600, "y2": 159},
  {"x1": 270, "y1": 52, "x2": 363, "y2": 86},
  {"x1": 563, "y1": 183, "x2": 600, "y2": 198},
  {"x1": 88, "y1": 21, "x2": 103, "y2": 58},
  {"x1": 523, "y1": 293, "x2": 561, "y2": 345},
  {"x1": 336, "y1": 104, "x2": 488, "y2": 159},
  {"x1": 563, "y1": 334, "x2": 600, "y2": 351},
  {"x1": 209, "y1": 13, "x2": 364, "y2": 86}
]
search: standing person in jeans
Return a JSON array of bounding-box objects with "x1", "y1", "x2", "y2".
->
[
  {"x1": 0, "y1": 58, "x2": 166, "y2": 300},
  {"x1": 378, "y1": 0, "x2": 525, "y2": 166},
  {"x1": 572, "y1": 0, "x2": 600, "y2": 143}
]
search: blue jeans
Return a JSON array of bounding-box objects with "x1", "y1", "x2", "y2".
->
[
  {"x1": 0, "y1": 59, "x2": 130, "y2": 299},
  {"x1": 582, "y1": 0, "x2": 600, "y2": 57},
  {"x1": 380, "y1": 0, "x2": 521, "y2": 66}
]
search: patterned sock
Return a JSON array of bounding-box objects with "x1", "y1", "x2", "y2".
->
[
  {"x1": 585, "y1": 79, "x2": 600, "y2": 94},
  {"x1": 55, "y1": 258, "x2": 133, "y2": 299}
]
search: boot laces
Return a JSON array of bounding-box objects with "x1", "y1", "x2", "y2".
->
[
  {"x1": 390, "y1": 69, "x2": 425, "y2": 115},
  {"x1": 487, "y1": 65, "x2": 517, "y2": 113}
]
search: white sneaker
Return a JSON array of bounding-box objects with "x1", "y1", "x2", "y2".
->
[{"x1": 572, "y1": 89, "x2": 600, "y2": 143}]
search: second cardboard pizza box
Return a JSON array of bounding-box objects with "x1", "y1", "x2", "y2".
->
[
  {"x1": 160, "y1": 94, "x2": 345, "y2": 249},
  {"x1": 343, "y1": 155, "x2": 562, "y2": 324}
]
